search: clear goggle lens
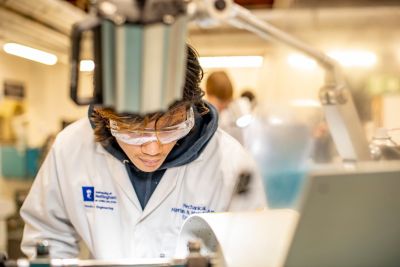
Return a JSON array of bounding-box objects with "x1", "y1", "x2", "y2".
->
[{"x1": 110, "y1": 107, "x2": 195, "y2": 145}]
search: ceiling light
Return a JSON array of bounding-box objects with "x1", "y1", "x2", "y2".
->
[
  {"x1": 3, "y1": 43, "x2": 57, "y2": 65},
  {"x1": 287, "y1": 54, "x2": 317, "y2": 70},
  {"x1": 199, "y1": 56, "x2": 263, "y2": 69},
  {"x1": 291, "y1": 99, "x2": 321, "y2": 107},
  {"x1": 80, "y1": 60, "x2": 95, "y2": 72},
  {"x1": 327, "y1": 50, "x2": 377, "y2": 68}
]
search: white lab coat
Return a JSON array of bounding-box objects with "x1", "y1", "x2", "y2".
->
[
  {"x1": 219, "y1": 109, "x2": 244, "y2": 145},
  {"x1": 219, "y1": 98, "x2": 253, "y2": 147},
  {"x1": 20, "y1": 117, "x2": 266, "y2": 259}
]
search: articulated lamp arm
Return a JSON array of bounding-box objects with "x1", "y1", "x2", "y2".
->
[{"x1": 191, "y1": 0, "x2": 370, "y2": 162}]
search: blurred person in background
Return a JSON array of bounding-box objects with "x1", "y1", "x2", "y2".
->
[
  {"x1": 205, "y1": 71, "x2": 254, "y2": 146},
  {"x1": 19, "y1": 46, "x2": 266, "y2": 259},
  {"x1": 205, "y1": 71, "x2": 234, "y2": 113},
  {"x1": 240, "y1": 89, "x2": 257, "y2": 111}
]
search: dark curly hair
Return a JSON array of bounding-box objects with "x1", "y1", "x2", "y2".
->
[{"x1": 91, "y1": 44, "x2": 207, "y2": 145}]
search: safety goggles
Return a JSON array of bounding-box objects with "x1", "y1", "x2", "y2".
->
[{"x1": 109, "y1": 106, "x2": 195, "y2": 145}]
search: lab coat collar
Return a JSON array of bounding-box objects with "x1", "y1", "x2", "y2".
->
[
  {"x1": 95, "y1": 142, "x2": 185, "y2": 218},
  {"x1": 139, "y1": 166, "x2": 182, "y2": 221},
  {"x1": 96, "y1": 143, "x2": 142, "y2": 211}
]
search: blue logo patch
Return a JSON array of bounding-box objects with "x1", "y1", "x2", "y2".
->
[{"x1": 82, "y1": 186, "x2": 95, "y2": 202}]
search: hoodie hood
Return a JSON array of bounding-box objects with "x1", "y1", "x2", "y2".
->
[{"x1": 162, "y1": 103, "x2": 218, "y2": 169}]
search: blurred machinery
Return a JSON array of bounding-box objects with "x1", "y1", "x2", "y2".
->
[
  {"x1": 6, "y1": 190, "x2": 29, "y2": 260},
  {"x1": 0, "y1": 198, "x2": 15, "y2": 255},
  {"x1": 369, "y1": 127, "x2": 400, "y2": 160},
  {"x1": 176, "y1": 161, "x2": 400, "y2": 267}
]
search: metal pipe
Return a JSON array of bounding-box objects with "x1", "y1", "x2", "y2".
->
[
  {"x1": 228, "y1": 4, "x2": 344, "y2": 85},
  {"x1": 220, "y1": 3, "x2": 371, "y2": 161}
]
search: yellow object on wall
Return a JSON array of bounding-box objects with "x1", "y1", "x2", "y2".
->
[{"x1": 0, "y1": 99, "x2": 26, "y2": 143}]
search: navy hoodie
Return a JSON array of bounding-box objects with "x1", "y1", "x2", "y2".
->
[{"x1": 89, "y1": 103, "x2": 218, "y2": 209}]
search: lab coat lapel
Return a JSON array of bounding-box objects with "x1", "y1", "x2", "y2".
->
[
  {"x1": 140, "y1": 166, "x2": 182, "y2": 220},
  {"x1": 99, "y1": 145, "x2": 142, "y2": 211}
]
